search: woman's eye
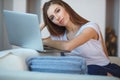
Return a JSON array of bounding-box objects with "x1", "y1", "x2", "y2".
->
[
  {"x1": 50, "y1": 16, "x2": 54, "y2": 21},
  {"x1": 56, "y1": 9, "x2": 60, "y2": 13}
]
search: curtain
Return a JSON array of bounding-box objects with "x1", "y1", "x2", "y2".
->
[{"x1": 0, "y1": 0, "x2": 11, "y2": 51}]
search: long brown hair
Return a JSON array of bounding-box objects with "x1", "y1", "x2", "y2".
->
[{"x1": 43, "y1": 0, "x2": 88, "y2": 36}]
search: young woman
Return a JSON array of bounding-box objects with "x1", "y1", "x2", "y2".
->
[{"x1": 41, "y1": 0, "x2": 120, "y2": 78}]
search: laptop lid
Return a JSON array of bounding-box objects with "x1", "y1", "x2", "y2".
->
[{"x1": 3, "y1": 10, "x2": 44, "y2": 51}]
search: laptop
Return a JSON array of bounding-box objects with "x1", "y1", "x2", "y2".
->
[{"x1": 3, "y1": 10, "x2": 67, "y2": 53}]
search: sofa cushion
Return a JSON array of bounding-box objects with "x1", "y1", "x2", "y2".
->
[
  {"x1": 109, "y1": 57, "x2": 120, "y2": 66},
  {"x1": 0, "y1": 70, "x2": 119, "y2": 80}
]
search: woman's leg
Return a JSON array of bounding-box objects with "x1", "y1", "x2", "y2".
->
[
  {"x1": 88, "y1": 64, "x2": 120, "y2": 78},
  {"x1": 104, "y1": 63, "x2": 120, "y2": 78}
]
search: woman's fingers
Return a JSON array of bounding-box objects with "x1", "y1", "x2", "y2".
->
[{"x1": 40, "y1": 23, "x2": 45, "y2": 31}]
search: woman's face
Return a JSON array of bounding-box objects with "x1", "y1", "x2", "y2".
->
[{"x1": 47, "y1": 4, "x2": 70, "y2": 26}]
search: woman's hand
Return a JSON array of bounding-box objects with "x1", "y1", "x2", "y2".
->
[
  {"x1": 42, "y1": 37, "x2": 51, "y2": 46},
  {"x1": 42, "y1": 37, "x2": 69, "y2": 51},
  {"x1": 40, "y1": 23, "x2": 46, "y2": 31}
]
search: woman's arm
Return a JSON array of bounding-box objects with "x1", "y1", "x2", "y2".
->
[{"x1": 43, "y1": 27, "x2": 98, "y2": 51}]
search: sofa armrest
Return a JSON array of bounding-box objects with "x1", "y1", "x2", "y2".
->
[
  {"x1": 0, "y1": 53, "x2": 27, "y2": 71},
  {"x1": 0, "y1": 48, "x2": 40, "y2": 71}
]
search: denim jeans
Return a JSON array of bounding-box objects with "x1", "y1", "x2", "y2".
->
[{"x1": 88, "y1": 63, "x2": 120, "y2": 78}]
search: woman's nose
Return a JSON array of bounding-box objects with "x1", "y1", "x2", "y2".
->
[{"x1": 55, "y1": 14, "x2": 60, "y2": 21}]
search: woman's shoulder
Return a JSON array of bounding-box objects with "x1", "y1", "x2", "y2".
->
[
  {"x1": 77, "y1": 22, "x2": 100, "y2": 35},
  {"x1": 84, "y1": 22, "x2": 99, "y2": 27},
  {"x1": 81, "y1": 22, "x2": 99, "y2": 30}
]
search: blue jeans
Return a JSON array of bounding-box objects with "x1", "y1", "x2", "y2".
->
[{"x1": 87, "y1": 63, "x2": 120, "y2": 78}]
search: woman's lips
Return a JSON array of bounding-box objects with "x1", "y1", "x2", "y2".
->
[{"x1": 59, "y1": 18, "x2": 64, "y2": 24}]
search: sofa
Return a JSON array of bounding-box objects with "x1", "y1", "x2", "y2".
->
[{"x1": 0, "y1": 48, "x2": 120, "y2": 80}]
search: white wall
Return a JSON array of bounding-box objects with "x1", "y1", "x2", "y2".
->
[
  {"x1": 41, "y1": 0, "x2": 106, "y2": 38},
  {"x1": 64, "y1": 0, "x2": 106, "y2": 37},
  {"x1": 13, "y1": 0, "x2": 26, "y2": 12},
  {"x1": 4, "y1": 0, "x2": 26, "y2": 12}
]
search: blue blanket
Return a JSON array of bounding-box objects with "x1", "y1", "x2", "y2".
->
[{"x1": 26, "y1": 56, "x2": 87, "y2": 74}]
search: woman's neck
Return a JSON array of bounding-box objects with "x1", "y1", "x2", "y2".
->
[
  {"x1": 65, "y1": 22, "x2": 80, "y2": 40},
  {"x1": 66, "y1": 21, "x2": 80, "y2": 33}
]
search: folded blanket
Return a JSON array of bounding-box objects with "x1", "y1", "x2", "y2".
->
[{"x1": 26, "y1": 56, "x2": 87, "y2": 74}]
